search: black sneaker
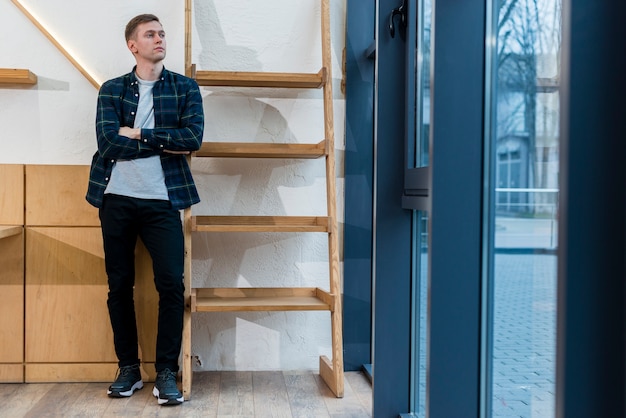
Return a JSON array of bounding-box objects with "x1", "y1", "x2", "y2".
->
[
  {"x1": 107, "y1": 364, "x2": 143, "y2": 397},
  {"x1": 153, "y1": 368, "x2": 184, "y2": 405}
]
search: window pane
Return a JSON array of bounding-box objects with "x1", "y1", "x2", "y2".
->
[
  {"x1": 411, "y1": 211, "x2": 428, "y2": 416},
  {"x1": 488, "y1": 0, "x2": 561, "y2": 417},
  {"x1": 414, "y1": 0, "x2": 432, "y2": 168}
]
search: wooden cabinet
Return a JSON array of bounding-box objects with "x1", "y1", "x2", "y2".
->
[
  {"x1": 24, "y1": 227, "x2": 158, "y2": 382},
  {"x1": 0, "y1": 164, "x2": 24, "y2": 225},
  {"x1": 0, "y1": 226, "x2": 24, "y2": 382},
  {"x1": 24, "y1": 165, "x2": 99, "y2": 227},
  {"x1": 18, "y1": 165, "x2": 159, "y2": 382},
  {"x1": 0, "y1": 165, "x2": 25, "y2": 382}
]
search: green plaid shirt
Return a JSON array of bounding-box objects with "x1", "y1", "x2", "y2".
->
[{"x1": 86, "y1": 67, "x2": 204, "y2": 210}]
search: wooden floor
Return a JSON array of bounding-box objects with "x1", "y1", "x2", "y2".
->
[{"x1": 0, "y1": 371, "x2": 372, "y2": 417}]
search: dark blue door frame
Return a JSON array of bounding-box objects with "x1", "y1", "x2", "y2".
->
[
  {"x1": 345, "y1": 1, "x2": 626, "y2": 417},
  {"x1": 342, "y1": 0, "x2": 376, "y2": 373},
  {"x1": 425, "y1": 0, "x2": 486, "y2": 416},
  {"x1": 372, "y1": 0, "x2": 413, "y2": 415},
  {"x1": 344, "y1": 1, "x2": 413, "y2": 415},
  {"x1": 556, "y1": 1, "x2": 626, "y2": 416},
  {"x1": 345, "y1": 0, "x2": 486, "y2": 416}
]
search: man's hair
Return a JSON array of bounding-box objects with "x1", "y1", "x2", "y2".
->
[{"x1": 125, "y1": 14, "x2": 160, "y2": 41}]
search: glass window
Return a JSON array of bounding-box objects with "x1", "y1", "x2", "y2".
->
[
  {"x1": 487, "y1": 0, "x2": 561, "y2": 416},
  {"x1": 411, "y1": 211, "x2": 429, "y2": 416},
  {"x1": 414, "y1": 0, "x2": 432, "y2": 168},
  {"x1": 403, "y1": 0, "x2": 432, "y2": 201},
  {"x1": 408, "y1": 0, "x2": 433, "y2": 414}
]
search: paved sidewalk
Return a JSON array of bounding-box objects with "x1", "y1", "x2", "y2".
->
[
  {"x1": 496, "y1": 217, "x2": 558, "y2": 249},
  {"x1": 492, "y1": 253, "x2": 556, "y2": 417}
]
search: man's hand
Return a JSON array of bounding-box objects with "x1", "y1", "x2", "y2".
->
[{"x1": 119, "y1": 126, "x2": 141, "y2": 139}]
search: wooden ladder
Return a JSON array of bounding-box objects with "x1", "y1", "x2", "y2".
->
[{"x1": 182, "y1": 0, "x2": 344, "y2": 399}]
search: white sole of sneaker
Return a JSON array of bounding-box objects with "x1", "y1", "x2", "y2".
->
[
  {"x1": 107, "y1": 380, "x2": 144, "y2": 397},
  {"x1": 152, "y1": 386, "x2": 184, "y2": 405}
]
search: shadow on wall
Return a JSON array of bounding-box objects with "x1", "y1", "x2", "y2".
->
[
  {"x1": 194, "y1": 0, "x2": 325, "y2": 72},
  {"x1": 194, "y1": 0, "x2": 261, "y2": 71}
]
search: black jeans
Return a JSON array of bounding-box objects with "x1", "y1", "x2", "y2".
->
[{"x1": 99, "y1": 194, "x2": 184, "y2": 373}]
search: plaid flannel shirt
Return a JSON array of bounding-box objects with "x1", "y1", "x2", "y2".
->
[{"x1": 86, "y1": 66, "x2": 204, "y2": 210}]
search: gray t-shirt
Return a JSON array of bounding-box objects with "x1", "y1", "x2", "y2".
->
[{"x1": 104, "y1": 76, "x2": 169, "y2": 200}]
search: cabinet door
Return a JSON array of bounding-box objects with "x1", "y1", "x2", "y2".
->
[
  {"x1": 23, "y1": 165, "x2": 159, "y2": 382},
  {"x1": 25, "y1": 227, "x2": 159, "y2": 382},
  {"x1": 0, "y1": 230, "x2": 24, "y2": 382},
  {"x1": 25, "y1": 165, "x2": 99, "y2": 227},
  {"x1": 0, "y1": 165, "x2": 24, "y2": 225},
  {"x1": 25, "y1": 227, "x2": 116, "y2": 379}
]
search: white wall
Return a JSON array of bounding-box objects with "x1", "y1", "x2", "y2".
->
[{"x1": 0, "y1": 0, "x2": 346, "y2": 371}]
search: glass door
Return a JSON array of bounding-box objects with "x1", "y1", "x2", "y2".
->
[
  {"x1": 402, "y1": 0, "x2": 433, "y2": 415},
  {"x1": 485, "y1": 0, "x2": 562, "y2": 416},
  {"x1": 375, "y1": 0, "x2": 488, "y2": 415},
  {"x1": 410, "y1": 210, "x2": 429, "y2": 416}
]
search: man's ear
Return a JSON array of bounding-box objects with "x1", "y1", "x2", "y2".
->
[{"x1": 127, "y1": 39, "x2": 137, "y2": 54}]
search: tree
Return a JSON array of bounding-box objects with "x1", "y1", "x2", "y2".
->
[{"x1": 496, "y1": 0, "x2": 561, "y2": 212}]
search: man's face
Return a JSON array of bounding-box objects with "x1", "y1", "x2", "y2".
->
[{"x1": 127, "y1": 20, "x2": 166, "y2": 63}]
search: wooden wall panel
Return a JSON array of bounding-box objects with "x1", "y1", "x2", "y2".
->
[
  {"x1": 25, "y1": 227, "x2": 115, "y2": 363},
  {"x1": 0, "y1": 164, "x2": 24, "y2": 225},
  {"x1": 20, "y1": 164, "x2": 161, "y2": 382},
  {"x1": 0, "y1": 365, "x2": 23, "y2": 383},
  {"x1": 25, "y1": 227, "x2": 158, "y2": 381},
  {"x1": 25, "y1": 363, "x2": 157, "y2": 383},
  {"x1": 0, "y1": 230, "x2": 24, "y2": 382},
  {"x1": 25, "y1": 363, "x2": 119, "y2": 383},
  {"x1": 25, "y1": 165, "x2": 98, "y2": 226}
]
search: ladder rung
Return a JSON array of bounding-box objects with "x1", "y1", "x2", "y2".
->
[
  {"x1": 192, "y1": 216, "x2": 330, "y2": 232},
  {"x1": 195, "y1": 141, "x2": 326, "y2": 159},
  {"x1": 191, "y1": 287, "x2": 335, "y2": 312},
  {"x1": 193, "y1": 68, "x2": 327, "y2": 88}
]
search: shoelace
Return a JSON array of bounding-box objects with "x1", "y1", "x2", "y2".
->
[
  {"x1": 157, "y1": 369, "x2": 178, "y2": 386},
  {"x1": 115, "y1": 365, "x2": 138, "y2": 380}
]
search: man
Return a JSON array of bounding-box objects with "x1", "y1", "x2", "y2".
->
[{"x1": 86, "y1": 13, "x2": 203, "y2": 406}]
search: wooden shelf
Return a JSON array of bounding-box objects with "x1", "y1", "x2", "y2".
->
[
  {"x1": 194, "y1": 68, "x2": 326, "y2": 88},
  {"x1": 191, "y1": 287, "x2": 335, "y2": 312},
  {"x1": 182, "y1": 0, "x2": 344, "y2": 399},
  {"x1": 0, "y1": 226, "x2": 22, "y2": 240},
  {"x1": 192, "y1": 216, "x2": 330, "y2": 233},
  {"x1": 195, "y1": 141, "x2": 326, "y2": 159},
  {"x1": 0, "y1": 69, "x2": 37, "y2": 85}
]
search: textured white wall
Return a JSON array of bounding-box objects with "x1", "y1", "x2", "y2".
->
[{"x1": 0, "y1": 0, "x2": 346, "y2": 371}]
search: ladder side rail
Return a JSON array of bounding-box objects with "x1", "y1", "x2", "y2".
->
[
  {"x1": 320, "y1": 0, "x2": 345, "y2": 398},
  {"x1": 182, "y1": 153, "x2": 193, "y2": 399}
]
